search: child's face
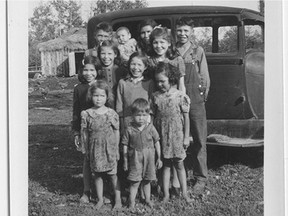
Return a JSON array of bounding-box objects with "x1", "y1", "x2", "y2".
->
[
  {"x1": 83, "y1": 64, "x2": 97, "y2": 83},
  {"x1": 116, "y1": 29, "x2": 131, "y2": 44},
  {"x1": 99, "y1": 46, "x2": 116, "y2": 67},
  {"x1": 152, "y1": 36, "x2": 171, "y2": 57},
  {"x1": 133, "y1": 111, "x2": 149, "y2": 126},
  {"x1": 176, "y1": 25, "x2": 193, "y2": 45},
  {"x1": 92, "y1": 88, "x2": 107, "y2": 108},
  {"x1": 129, "y1": 57, "x2": 146, "y2": 79},
  {"x1": 155, "y1": 72, "x2": 170, "y2": 92},
  {"x1": 94, "y1": 30, "x2": 111, "y2": 45},
  {"x1": 140, "y1": 25, "x2": 153, "y2": 44}
]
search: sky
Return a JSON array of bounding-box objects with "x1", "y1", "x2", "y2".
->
[{"x1": 28, "y1": 0, "x2": 259, "y2": 22}]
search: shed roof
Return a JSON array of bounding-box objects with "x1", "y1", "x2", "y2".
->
[{"x1": 38, "y1": 28, "x2": 87, "y2": 52}]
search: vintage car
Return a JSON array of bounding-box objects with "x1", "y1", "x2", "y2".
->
[{"x1": 87, "y1": 6, "x2": 264, "y2": 147}]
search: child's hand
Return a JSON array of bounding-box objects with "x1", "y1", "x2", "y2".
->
[
  {"x1": 123, "y1": 160, "x2": 128, "y2": 171},
  {"x1": 74, "y1": 135, "x2": 80, "y2": 149},
  {"x1": 156, "y1": 159, "x2": 163, "y2": 169},
  {"x1": 183, "y1": 137, "x2": 190, "y2": 150}
]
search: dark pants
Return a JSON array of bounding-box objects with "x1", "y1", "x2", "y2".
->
[{"x1": 189, "y1": 102, "x2": 208, "y2": 182}]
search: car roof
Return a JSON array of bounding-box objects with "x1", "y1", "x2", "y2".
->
[{"x1": 88, "y1": 6, "x2": 264, "y2": 24}]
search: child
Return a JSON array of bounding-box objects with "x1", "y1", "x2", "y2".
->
[
  {"x1": 122, "y1": 98, "x2": 162, "y2": 209},
  {"x1": 148, "y1": 26, "x2": 186, "y2": 93},
  {"x1": 149, "y1": 26, "x2": 186, "y2": 194},
  {"x1": 84, "y1": 21, "x2": 113, "y2": 59},
  {"x1": 116, "y1": 52, "x2": 154, "y2": 133},
  {"x1": 137, "y1": 19, "x2": 158, "y2": 56},
  {"x1": 80, "y1": 80, "x2": 122, "y2": 210},
  {"x1": 72, "y1": 55, "x2": 97, "y2": 203},
  {"x1": 152, "y1": 62, "x2": 192, "y2": 204},
  {"x1": 175, "y1": 16, "x2": 210, "y2": 192},
  {"x1": 97, "y1": 40, "x2": 128, "y2": 108},
  {"x1": 116, "y1": 27, "x2": 137, "y2": 66}
]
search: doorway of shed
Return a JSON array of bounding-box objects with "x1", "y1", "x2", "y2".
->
[{"x1": 68, "y1": 51, "x2": 84, "y2": 76}]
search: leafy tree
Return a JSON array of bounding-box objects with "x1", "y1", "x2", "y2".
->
[
  {"x1": 29, "y1": 0, "x2": 83, "y2": 67},
  {"x1": 29, "y1": 3, "x2": 57, "y2": 41},
  {"x1": 51, "y1": 0, "x2": 83, "y2": 36},
  {"x1": 29, "y1": 0, "x2": 83, "y2": 41},
  {"x1": 91, "y1": 0, "x2": 148, "y2": 15}
]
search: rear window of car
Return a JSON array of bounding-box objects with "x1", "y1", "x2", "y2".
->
[
  {"x1": 190, "y1": 16, "x2": 239, "y2": 54},
  {"x1": 112, "y1": 18, "x2": 172, "y2": 40}
]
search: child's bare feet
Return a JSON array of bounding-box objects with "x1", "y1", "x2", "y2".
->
[
  {"x1": 79, "y1": 193, "x2": 89, "y2": 203},
  {"x1": 183, "y1": 195, "x2": 193, "y2": 204},
  {"x1": 95, "y1": 199, "x2": 104, "y2": 210},
  {"x1": 113, "y1": 199, "x2": 122, "y2": 210},
  {"x1": 128, "y1": 201, "x2": 136, "y2": 209},
  {"x1": 162, "y1": 196, "x2": 169, "y2": 203},
  {"x1": 145, "y1": 200, "x2": 154, "y2": 208}
]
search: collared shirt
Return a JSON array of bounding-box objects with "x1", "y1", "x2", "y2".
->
[{"x1": 121, "y1": 123, "x2": 160, "y2": 151}]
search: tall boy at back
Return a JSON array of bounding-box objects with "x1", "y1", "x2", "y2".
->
[{"x1": 175, "y1": 16, "x2": 210, "y2": 192}]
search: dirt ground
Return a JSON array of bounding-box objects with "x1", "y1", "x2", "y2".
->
[{"x1": 28, "y1": 77, "x2": 264, "y2": 216}]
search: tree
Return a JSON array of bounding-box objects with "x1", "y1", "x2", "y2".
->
[
  {"x1": 29, "y1": 0, "x2": 83, "y2": 67},
  {"x1": 51, "y1": 0, "x2": 83, "y2": 36},
  {"x1": 91, "y1": 0, "x2": 148, "y2": 15},
  {"x1": 29, "y1": 0, "x2": 83, "y2": 41}
]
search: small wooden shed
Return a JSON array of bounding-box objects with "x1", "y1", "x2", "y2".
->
[{"x1": 38, "y1": 28, "x2": 87, "y2": 76}]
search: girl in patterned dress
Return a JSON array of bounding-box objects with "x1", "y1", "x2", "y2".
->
[
  {"x1": 80, "y1": 80, "x2": 122, "y2": 210},
  {"x1": 149, "y1": 26, "x2": 186, "y2": 195},
  {"x1": 152, "y1": 62, "x2": 192, "y2": 204}
]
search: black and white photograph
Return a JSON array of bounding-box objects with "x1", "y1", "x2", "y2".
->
[{"x1": 3, "y1": 0, "x2": 287, "y2": 215}]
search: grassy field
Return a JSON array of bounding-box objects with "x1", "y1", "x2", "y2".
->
[{"x1": 28, "y1": 77, "x2": 264, "y2": 216}]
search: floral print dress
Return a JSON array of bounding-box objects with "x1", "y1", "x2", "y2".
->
[
  {"x1": 152, "y1": 89, "x2": 190, "y2": 160},
  {"x1": 81, "y1": 108, "x2": 119, "y2": 173}
]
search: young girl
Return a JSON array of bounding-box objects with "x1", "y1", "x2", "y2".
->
[
  {"x1": 152, "y1": 62, "x2": 192, "y2": 204},
  {"x1": 149, "y1": 26, "x2": 186, "y2": 93},
  {"x1": 149, "y1": 26, "x2": 186, "y2": 195},
  {"x1": 72, "y1": 55, "x2": 97, "y2": 203},
  {"x1": 122, "y1": 98, "x2": 162, "y2": 209},
  {"x1": 80, "y1": 80, "x2": 122, "y2": 210},
  {"x1": 116, "y1": 52, "x2": 154, "y2": 133},
  {"x1": 97, "y1": 40, "x2": 128, "y2": 108}
]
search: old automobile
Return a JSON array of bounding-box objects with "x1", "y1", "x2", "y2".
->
[{"x1": 87, "y1": 6, "x2": 264, "y2": 147}]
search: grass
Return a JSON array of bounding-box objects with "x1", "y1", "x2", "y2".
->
[{"x1": 28, "y1": 77, "x2": 263, "y2": 216}]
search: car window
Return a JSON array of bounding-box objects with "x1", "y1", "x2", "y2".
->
[
  {"x1": 191, "y1": 16, "x2": 239, "y2": 54},
  {"x1": 244, "y1": 22, "x2": 264, "y2": 52}
]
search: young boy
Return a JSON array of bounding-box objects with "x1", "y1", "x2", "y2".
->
[
  {"x1": 116, "y1": 26, "x2": 137, "y2": 66},
  {"x1": 121, "y1": 98, "x2": 162, "y2": 209},
  {"x1": 84, "y1": 21, "x2": 113, "y2": 58},
  {"x1": 175, "y1": 16, "x2": 210, "y2": 192}
]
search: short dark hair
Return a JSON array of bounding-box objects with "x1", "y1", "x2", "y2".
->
[
  {"x1": 86, "y1": 80, "x2": 112, "y2": 106},
  {"x1": 78, "y1": 55, "x2": 98, "y2": 83},
  {"x1": 94, "y1": 21, "x2": 113, "y2": 34},
  {"x1": 155, "y1": 62, "x2": 181, "y2": 86},
  {"x1": 138, "y1": 19, "x2": 158, "y2": 33},
  {"x1": 127, "y1": 52, "x2": 149, "y2": 72},
  {"x1": 131, "y1": 98, "x2": 151, "y2": 115},
  {"x1": 176, "y1": 16, "x2": 194, "y2": 28}
]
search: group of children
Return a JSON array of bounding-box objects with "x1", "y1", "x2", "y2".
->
[{"x1": 71, "y1": 16, "x2": 210, "y2": 210}]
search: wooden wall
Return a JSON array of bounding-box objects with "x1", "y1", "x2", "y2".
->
[{"x1": 41, "y1": 48, "x2": 83, "y2": 76}]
